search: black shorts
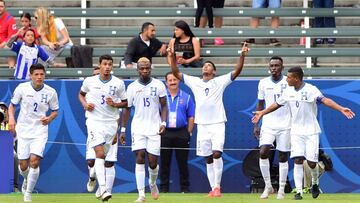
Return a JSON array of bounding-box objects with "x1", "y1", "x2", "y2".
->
[{"x1": 212, "y1": 0, "x2": 225, "y2": 8}]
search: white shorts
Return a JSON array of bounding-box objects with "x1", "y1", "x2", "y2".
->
[
  {"x1": 86, "y1": 120, "x2": 118, "y2": 149},
  {"x1": 86, "y1": 141, "x2": 118, "y2": 162},
  {"x1": 17, "y1": 136, "x2": 47, "y2": 160},
  {"x1": 196, "y1": 123, "x2": 225, "y2": 157},
  {"x1": 290, "y1": 134, "x2": 319, "y2": 163},
  {"x1": 259, "y1": 127, "x2": 291, "y2": 152},
  {"x1": 131, "y1": 133, "x2": 161, "y2": 156}
]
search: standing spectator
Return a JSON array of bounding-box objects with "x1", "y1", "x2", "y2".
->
[
  {"x1": 167, "y1": 43, "x2": 249, "y2": 197},
  {"x1": 198, "y1": 0, "x2": 225, "y2": 45},
  {"x1": 120, "y1": 57, "x2": 167, "y2": 202},
  {"x1": 121, "y1": 22, "x2": 167, "y2": 69},
  {"x1": 160, "y1": 72, "x2": 195, "y2": 193},
  {"x1": 8, "y1": 63, "x2": 59, "y2": 202},
  {"x1": 246, "y1": 0, "x2": 281, "y2": 46},
  {"x1": 313, "y1": 0, "x2": 336, "y2": 45},
  {"x1": 252, "y1": 66, "x2": 355, "y2": 200},
  {"x1": 7, "y1": 29, "x2": 52, "y2": 80},
  {"x1": 0, "y1": 0, "x2": 17, "y2": 68},
  {"x1": 34, "y1": 7, "x2": 73, "y2": 67},
  {"x1": 195, "y1": 0, "x2": 213, "y2": 28},
  {"x1": 167, "y1": 20, "x2": 202, "y2": 68},
  {"x1": 13, "y1": 13, "x2": 40, "y2": 44},
  {"x1": 0, "y1": 102, "x2": 8, "y2": 130}
]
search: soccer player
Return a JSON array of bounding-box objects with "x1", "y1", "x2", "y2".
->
[
  {"x1": 120, "y1": 57, "x2": 167, "y2": 202},
  {"x1": 78, "y1": 55, "x2": 127, "y2": 201},
  {"x1": 167, "y1": 43, "x2": 249, "y2": 197},
  {"x1": 8, "y1": 63, "x2": 59, "y2": 202},
  {"x1": 253, "y1": 56, "x2": 290, "y2": 199},
  {"x1": 252, "y1": 66, "x2": 355, "y2": 200}
]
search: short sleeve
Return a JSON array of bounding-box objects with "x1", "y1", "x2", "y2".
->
[
  {"x1": 11, "y1": 41, "x2": 22, "y2": 53},
  {"x1": 11, "y1": 85, "x2": 22, "y2": 105},
  {"x1": 126, "y1": 85, "x2": 134, "y2": 108},
  {"x1": 49, "y1": 90, "x2": 59, "y2": 111},
  {"x1": 55, "y1": 18, "x2": 66, "y2": 31},
  {"x1": 183, "y1": 74, "x2": 199, "y2": 90},
  {"x1": 312, "y1": 86, "x2": 324, "y2": 103},
  {"x1": 257, "y1": 80, "x2": 265, "y2": 100},
  {"x1": 38, "y1": 46, "x2": 50, "y2": 62},
  {"x1": 276, "y1": 92, "x2": 287, "y2": 106},
  {"x1": 80, "y1": 78, "x2": 90, "y2": 93},
  {"x1": 118, "y1": 80, "x2": 127, "y2": 101},
  {"x1": 158, "y1": 81, "x2": 167, "y2": 98},
  {"x1": 215, "y1": 72, "x2": 232, "y2": 88}
]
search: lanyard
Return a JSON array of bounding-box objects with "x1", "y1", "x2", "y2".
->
[{"x1": 167, "y1": 91, "x2": 181, "y2": 113}]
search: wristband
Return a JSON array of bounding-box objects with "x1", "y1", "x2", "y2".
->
[
  {"x1": 161, "y1": 121, "x2": 166, "y2": 127},
  {"x1": 121, "y1": 127, "x2": 126, "y2": 133}
]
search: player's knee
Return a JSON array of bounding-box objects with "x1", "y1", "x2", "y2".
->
[
  {"x1": 307, "y1": 161, "x2": 317, "y2": 169},
  {"x1": 294, "y1": 157, "x2": 304, "y2": 164},
  {"x1": 149, "y1": 162, "x2": 157, "y2": 169},
  {"x1": 19, "y1": 161, "x2": 28, "y2": 171},
  {"x1": 29, "y1": 159, "x2": 40, "y2": 168},
  {"x1": 95, "y1": 151, "x2": 105, "y2": 159},
  {"x1": 213, "y1": 151, "x2": 222, "y2": 159},
  {"x1": 278, "y1": 152, "x2": 289, "y2": 162},
  {"x1": 105, "y1": 161, "x2": 114, "y2": 168},
  {"x1": 206, "y1": 156, "x2": 213, "y2": 164},
  {"x1": 87, "y1": 160, "x2": 95, "y2": 167}
]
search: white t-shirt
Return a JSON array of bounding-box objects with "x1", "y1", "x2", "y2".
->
[
  {"x1": 183, "y1": 72, "x2": 232, "y2": 125},
  {"x1": 127, "y1": 78, "x2": 166, "y2": 135},
  {"x1": 277, "y1": 82, "x2": 324, "y2": 135},
  {"x1": 11, "y1": 81, "x2": 59, "y2": 139},
  {"x1": 257, "y1": 75, "x2": 291, "y2": 130},
  {"x1": 54, "y1": 18, "x2": 73, "y2": 46},
  {"x1": 81, "y1": 75, "x2": 127, "y2": 122}
]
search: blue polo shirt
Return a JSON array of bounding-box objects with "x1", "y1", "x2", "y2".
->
[{"x1": 166, "y1": 89, "x2": 195, "y2": 129}]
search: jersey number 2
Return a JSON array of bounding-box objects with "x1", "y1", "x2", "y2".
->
[{"x1": 33, "y1": 102, "x2": 38, "y2": 112}]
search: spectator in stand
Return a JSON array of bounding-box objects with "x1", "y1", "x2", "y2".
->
[
  {"x1": 121, "y1": 22, "x2": 167, "y2": 69},
  {"x1": 0, "y1": 0, "x2": 17, "y2": 68},
  {"x1": 34, "y1": 7, "x2": 73, "y2": 67},
  {"x1": 313, "y1": 0, "x2": 336, "y2": 45},
  {"x1": 195, "y1": 0, "x2": 213, "y2": 28},
  {"x1": 197, "y1": 0, "x2": 225, "y2": 45},
  {"x1": 245, "y1": 0, "x2": 281, "y2": 46},
  {"x1": 167, "y1": 20, "x2": 202, "y2": 68},
  {"x1": 12, "y1": 13, "x2": 40, "y2": 45}
]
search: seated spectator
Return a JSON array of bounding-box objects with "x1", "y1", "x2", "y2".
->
[
  {"x1": 34, "y1": 7, "x2": 73, "y2": 67},
  {"x1": 121, "y1": 22, "x2": 166, "y2": 69},
  {"x1": 246, "y1": 0, "x2": 281, "y2": 46},
  {"x1": 92, "y1": 66, "x2": 100, "y2": 76},
  {"x1": 313, "y1": 0, "x2": 336, "y2": 45},
  {"x1": 7, "y1": 29, "x2": 53, "y2": 80},
  {"x1": 0, "y1": 0, "x2": 17, "y2": 68},
  {"x1": 12, "y1": 13, "x2": 40, "y2": 44},
  {"x1": 167, "y1": 20, "x2": 202, "y2": 68}
]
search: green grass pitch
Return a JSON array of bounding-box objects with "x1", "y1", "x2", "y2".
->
[{"x1": 1, "y1": 193, "x2": 360, "y2": 203}]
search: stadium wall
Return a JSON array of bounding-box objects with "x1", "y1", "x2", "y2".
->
[{"x1": 0, "y1": 79, "x2": 359, "y2": 193}]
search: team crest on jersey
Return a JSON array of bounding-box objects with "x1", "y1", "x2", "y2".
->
[
  {"x1": 301, "y1": 91, "x2": 308, "y2": 101},
  {"x1": 108, "y1": 86, "x2": 117, "y2": 96},
  {"x1": 150, "y1": 87, "x2": 157, "y2": 96},
  {"x1": 179, "y1": 98, "x2": 184, "y2": 104},
  {"x1": 41, "y1": 94, "x2": 48, "y2": 103}
]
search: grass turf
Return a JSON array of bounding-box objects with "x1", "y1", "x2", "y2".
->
[{"x1": 0, "y1": 193, "x2": 359, "y2": 203}]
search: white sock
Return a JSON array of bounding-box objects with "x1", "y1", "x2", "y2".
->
[
  {"x1": 310, "y1": 164, "x2": 319, "y2": 185},
  {"x1": 213, "y1": 158, "x2": 223, "y2": 188},
  {"x1": 206, "y1": 163, "x2": 215, "y2": 190},
  {"x1": 259, "y1": 158, "x2": 272, "y2": 188},
  {"x1": 89, "y1": 166, "x2": 96, "y2": 179},
  {"x1": 19, "y1": 166, "x2": 29, "y2": 180},
  {"x1": 278, "y1": 161, "x2": 288, "y2": 193},
  {"x1": 95, "y1": 158, "x2": 106, "y2": 193},
  {"x1": 105, "y1": 166, "x2": 115, "y2": 193},
  {"x1": 148, "y1": 165, "x2": 159, "y2": 185},
  {"x1": 26, "y1": 167, "x2": 40, "y2": 193},
  {"x1": 294, "y1": 164, "x2": 304, "y2": 194},
  {"x1": 136, "y1": 163, "x2": 145, "y2": 197}
]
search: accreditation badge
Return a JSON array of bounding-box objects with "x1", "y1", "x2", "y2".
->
[{"x1": 169, "y1": 112, "x2": 177, "y2": 128}]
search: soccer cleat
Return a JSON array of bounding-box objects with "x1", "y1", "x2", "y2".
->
[
  {"x1": 95, "y1": 188, "x2": 101, "y2": 199},
  {"x1": 207, "y1": 190, "x2": 214, "y2": 197},
  {"x1": 293, "y1": 192, "x2": 303, "y2": 200},
  {"x1": 24, "y1": 192, "x2": 32, "y2": 202},
  {"x1": 87, "y1": 177, "x2": 97, "y2": 192},
  {"x1": 134, "y1": 196, "x2": 146, "y2": 202},
  {"x1": 311, "y1": 184, "x2": 320, "y2": 199},
  {"x1": 260, "y1": 186, "x2": 274, "y2": 199},
  {"x1": 101, "y1": 191, "x2": 112, "y2": 202},
  {"x1": 150, "y1": 184, "x2": 159, "y2": 200},
  {"x1": 213, "y1": 187, "x2": 222, "y2": 197},
  {"x1": 22, "y1": 179, "x2": 28, "y2": 195},
  {"x1": 277, "y1": 192, "x2": 285, "y2": 200}
]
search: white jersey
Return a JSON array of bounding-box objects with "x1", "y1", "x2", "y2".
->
[
  {"x1": 183, "y1": 72, "x2": 232, "y2": 124},
  {"x1": 11, "y1": 81, "x2": 59, "y2": 139},
  {"x1": 127, "y1": 78, "x2": 166, "y2": 135},
  {"x1": 277, "y1": 82, "x2": 324, "y2": 135},
  {"x1": 81, "y1": 75, "x2": 127, "y2": 122},
  {"x1": 257, "y1": 75, "x2": 291, "y2": 129}
]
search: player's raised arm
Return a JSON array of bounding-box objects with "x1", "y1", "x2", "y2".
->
[
  {"x1": 252, "y1": 102, "x2": 281, "y2": 124},
  {"x1": 166, "y1": 46, "x2": 183, "y2": 81},
  {"x1": 231, "y1": 42, "x2": 249, "y2": 80},
  {"x1": 320, "y1": 97, "x2": 355, "y2": 119}
]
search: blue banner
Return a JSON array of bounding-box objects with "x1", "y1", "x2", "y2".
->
[
  {"x1": 0, "y1": 79, "x2": 359, "y2": 193},
  {"x1": 0, "y1": 131, "x2": 14, "y2": 193}
]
